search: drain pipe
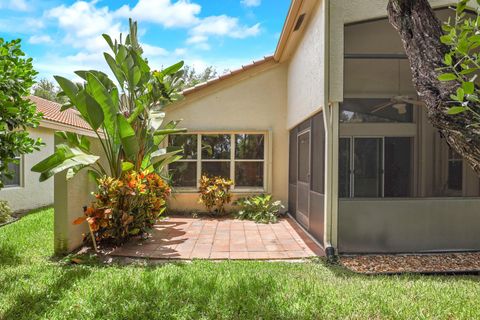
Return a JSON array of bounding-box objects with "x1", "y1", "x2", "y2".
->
[{"x1": 322, "y1": 0, "x2": 336, "y2": 259}]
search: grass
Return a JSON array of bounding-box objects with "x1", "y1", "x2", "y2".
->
[{"x1": 1, "y1": 208, "x2": 480, "y2": 319}]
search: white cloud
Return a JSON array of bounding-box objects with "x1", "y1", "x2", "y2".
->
[
  {"x1": 241, "y1": 0, "x2": 261, "y2": 7},
  {"x1": 186, "y1": 34, "x2": 208, "y2": 45},
  {"x1": 187, "y1": 15, "x2": 260, "y2": 47},
  {"x1": 115, "y1": 0, "x2": 201, "y2": 28},
  {"x1": 174, "y1": 48, "x2": 187, "y2": 56},
  {"x1": 28, "y1": 34, "x2": 53, "y2": 44},
  {"x1": 0, "y1": 0, "x2": 29, "y2": 11},
  {"x1": 47, "y1": 1, "x2": 123, "y2": 52},
  {"x1": 34, "y1": 51, "x2": 108, "y2": 82},
  {"x1": 142, "y1": 44, "x2": 169, "y2": 57},
  {"x1": 0, "y1": 17, "x2": 43, "y2": 33},
  {"x1": 36, "y1": 0, "x2": 262, "y2": 80}
]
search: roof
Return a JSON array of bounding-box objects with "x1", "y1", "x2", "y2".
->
[
  {"x1": 182, "y1": 55, "x2": 277, "y2": 96},
  {"x1": 274, "y1": 0, "x2": 304, "y2": 61},
  {"x1": 29, "y1": 96, "x2": 91, "y2": 131}
]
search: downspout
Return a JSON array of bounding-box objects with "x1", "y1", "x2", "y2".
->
[{"x1": 322, "y1": 0, "x2": 336, "y2": 258}]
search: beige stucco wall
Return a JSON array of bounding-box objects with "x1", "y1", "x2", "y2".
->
[
  {"x1": 164, "y1": 63, "x2": 289, "y2": 212},
  {"x1": 0, "y1": 127, "x2": 55, "y2": 212},
  {"x1": 287, "y1": 1, "x2": 326, "y2": 129}
]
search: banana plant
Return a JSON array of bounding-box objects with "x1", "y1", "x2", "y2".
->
[{"x1": 32, "y1": 19, "x2": 186, "y2": 182}]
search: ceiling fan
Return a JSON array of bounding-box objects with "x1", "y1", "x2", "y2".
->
[{"x1": 371, "y1": 96, "x2": 425, "y2": 114}]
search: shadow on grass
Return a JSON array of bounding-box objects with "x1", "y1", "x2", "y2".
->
[
  {"x1": 68, "y1": 262, "x2": 288, "y2": 319},
  {"x1": 0, "y1": 242, "x2": 21, "y2": 266},
  {"x1": 2, "y1": 266, "x2": 92, "y2": 320}
]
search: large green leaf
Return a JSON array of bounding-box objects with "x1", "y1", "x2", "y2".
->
[
  {"x1": 104, "y1": 53, "x2": 126, "y2": 87},
  {"x1": 76, "y1": 70, "x2": 116, "y2": 90},
  {"x1": 54, "y1": 76, "x2": 79, "y2": 101},
  {"x1": 32, "y1": 144, "x2": 99, "y2": 182},
  {"x1": 128, "y1": 66, "x2": 141, "y2": 87},
  {"x1": 55, "y1": 131, "x2": 90, "y2": 152},
  {"x1": 153, "y1": 154, "x2": 183, "y2": 171},
  {"x1": 86, "y1": 72, "x2": 118, "y2": 137},
  {"x1": 160, "y1": 61, "x2": 184, "y2": 77},
  {"x1": 68, "y1": 90, "x2": 104, "y2": 131},
  {"x1": 153, "y1": 120, "x2": 182, "y2": 145},
  {"x1": 84, "y1": 94, "x2": 105, "y2": 131},
  {"x1": 127, "y1": 99, "x2": 145, "y2": 123},
  {"x1": 117, "y1": 114, "x2": 139, "y2": 160},
  {"x1": 150, "y1": 147, "x2": 183, "y2": 165},
  {"x1": 102, "y1": 34, "x2": 115, "y2": 52}
]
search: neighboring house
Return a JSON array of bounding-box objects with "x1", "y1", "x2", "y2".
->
[
  {"x1": 163, "y1": 0, "x2": 480, "y2": 254},
  {"x1": 0, "y1": 96, "x2": 93, "y2": 212}
]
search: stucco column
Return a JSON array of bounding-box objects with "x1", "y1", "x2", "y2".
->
[
  {"x1": 54, "y1": 171, "x2": 93, "y2": 255},
  {"x1": 53, "y1": 135, "x2": 98, "y2": 255}
]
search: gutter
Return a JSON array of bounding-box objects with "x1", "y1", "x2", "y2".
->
[{"x1": 322, "y1": 0, "x2": 336, "y2": 258}]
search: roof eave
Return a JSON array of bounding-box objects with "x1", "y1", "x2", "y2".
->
[{"x1": 274, "y1": 0, "x2": 304, "y2": 62}]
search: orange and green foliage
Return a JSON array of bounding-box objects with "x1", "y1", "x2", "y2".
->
[
  {"x1": 74, "y1": 170, "x2": 170, "y2": 245},
  {"x1": 198, "y1": 175, "x2": 233, "y2": 214}
]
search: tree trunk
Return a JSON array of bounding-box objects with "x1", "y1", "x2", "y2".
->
[{"x1": 387, "y1": 0, "x2": 480, "y2": 175}]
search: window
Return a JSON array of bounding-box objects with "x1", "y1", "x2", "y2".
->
[
  {"x1": 168, "y1": 134, "x2": 197, "y2": 187},
  {"x1": 340, "y1": 98, "x2": 414, "y2": 123},
  {"x1": 201, "y1": 134, "x2": 231, "y2": 179},
  {"x1": 169, "y1": 133, "x2": 266, "y2": 190},
  {"x1": 339, "y1": 137, "x2": 413, "y2": 198},
  {"x1": 447, "y1": 148, "x2": 463, "y2": 193},
  {"x1": 1, "y1": 156, "x2": 22, "y2": 188}
]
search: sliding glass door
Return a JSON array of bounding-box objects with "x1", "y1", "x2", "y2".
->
[
  {"x1": 340, "y1": 137, "x2": 413, "y2": 198},
  {"x1": 353, "y1": 138, "x2": 383, "y2": 197}
]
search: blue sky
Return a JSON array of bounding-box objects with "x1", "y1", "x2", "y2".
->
[{"x1": 0, "y1": 0, "x2": 290, "y2": 81}]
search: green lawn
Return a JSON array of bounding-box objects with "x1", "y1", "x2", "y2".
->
[{"x1": 1, "y1": 208, "x2": 479, "y2": 320}]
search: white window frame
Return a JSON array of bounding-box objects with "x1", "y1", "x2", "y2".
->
[
  {"x1": 1, "y1": 155, "x2": 23, "y2": 188},
  {"x1": 169, "y1": 131, "x2": 268, "y2": 193}
]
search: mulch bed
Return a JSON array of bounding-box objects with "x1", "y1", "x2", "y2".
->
[{"x1": 340, "y1": 252, "x2": 480, "y2": 275}]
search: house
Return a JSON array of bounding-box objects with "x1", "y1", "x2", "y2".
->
[
  {"x1": 161, "y1": 0, "x2": 480, "y2": 255},
  {"x1": 0, "y1": 96, "x2": 94, "y2": 212},
  {"x1": 53, "y1": 0, "x2": 480, "y2": 255}
]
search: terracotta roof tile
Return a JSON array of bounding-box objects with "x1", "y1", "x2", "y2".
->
[
  {"x1": 29, "y1": 96, "x2": 91, "y2": 131},
  {"x1": 182, "y1": 55, "x2": 277, "y2": 95}
]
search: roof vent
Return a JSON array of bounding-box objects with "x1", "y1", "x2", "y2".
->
[{"x1": 293, "y1": 13, "x2": 306, "y2": 31}]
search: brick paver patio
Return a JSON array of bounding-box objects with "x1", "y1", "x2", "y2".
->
[{"x1": 111, "y1": 216, "x2": 324, "y2": 260}]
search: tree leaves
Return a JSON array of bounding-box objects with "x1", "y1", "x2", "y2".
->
[
  {"x1": 0, "y1": 38, "x2": 43, "y2": 188},
  {"x1": 438, "y1": 73, "x2": 457, "y2": 81}
]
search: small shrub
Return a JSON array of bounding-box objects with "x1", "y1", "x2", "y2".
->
[
  {"x1": 0, "y1": 200, "x2": 12, "y2": 224},
  {"x1": 235, "y1": 194, "x2": 284, "y2": 224},
  {"x1": 74, "y1": 170, "x2": 171, "y2": 246},
  {"x1": 198, "y1": 175, "x2": 233, "y2": 214}
]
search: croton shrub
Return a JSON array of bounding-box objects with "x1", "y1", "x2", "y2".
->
[
  {"x1": 198, "y1": 175, "x2": 233, "y2": 214},
  {"x1": 74, "y1": 170, "x2": 170, "y2": 245}
]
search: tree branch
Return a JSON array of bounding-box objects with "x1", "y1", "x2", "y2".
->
[{"x1": 388, "y1": 0, "x2": 480, "y2": 175}]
